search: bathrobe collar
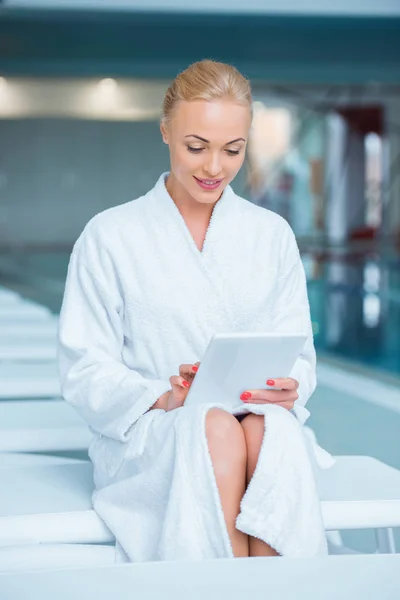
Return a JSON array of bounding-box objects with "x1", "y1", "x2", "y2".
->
[{"x1": 153, "y1": 172, "x2": 237, "y2": 262}]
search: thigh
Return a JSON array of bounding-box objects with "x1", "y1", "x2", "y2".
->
[
  {"x1": 206, "y1": 409, "x2": 247, "y2": 474},
  {"x1": 239, "y1": 413, "x2": 265, "y2": 442},
  {"x1": 238, "y1": 414, "x2": 265, "y2": 480}
]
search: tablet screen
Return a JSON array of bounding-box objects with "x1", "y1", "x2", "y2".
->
[{"x1": 185, "y1": 332, "x2": 307, "y2": 411}]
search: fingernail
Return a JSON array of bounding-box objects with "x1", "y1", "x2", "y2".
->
[
  {"x1": 267, "y1": 380, "x2": 275, "y2": 386},
  {"x1": 240, "y1": 392, "x2": 251, "y2": 400},
  {"x1": 182, "y1": 380, "x2": 190, "y2": 388},
  {"x1": 192, "y1": 365, "x2": 198, "y2": 372}
]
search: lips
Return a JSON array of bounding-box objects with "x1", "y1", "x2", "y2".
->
[{"x1": 194, "y1": 176, "x2": 224, "y2": 191}]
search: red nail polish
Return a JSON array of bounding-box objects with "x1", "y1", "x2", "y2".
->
[
  {"x1": 240, "y1": 392, "x2": 251, "y2": 400},
  {"x1": 267, "y1": 380, "x2": 275, "y2": 386},
  {"x1": 192, "y1": 366, "x2": 198, "y2": 372},
  {"x1": 182, "y1": 380, "x2": 190, "y2": 388}
]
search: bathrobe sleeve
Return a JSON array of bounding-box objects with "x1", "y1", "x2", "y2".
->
[
  {"x1": 57, "y1": 222, "x2": 172, "y2": 443},
  {"x1": 271, "y1": 222, "x2": 316, "y2": 425}
]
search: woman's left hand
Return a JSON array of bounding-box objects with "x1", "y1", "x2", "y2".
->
[{"x1": 240, "y1": 378, "x2": 299, "y2": 411}]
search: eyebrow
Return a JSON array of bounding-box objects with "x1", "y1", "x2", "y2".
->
[{"x1": 185, "y1": 134, "x2": 246, "y2": 145}]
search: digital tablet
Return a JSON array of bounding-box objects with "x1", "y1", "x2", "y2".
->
[{"x1": 184, "y1": 332, "x2": 307, "y2": 412}]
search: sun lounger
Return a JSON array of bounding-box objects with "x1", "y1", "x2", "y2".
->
[
  {"x1": 0, "y1": 401, "x2": 91, "y2": 452},
  {"x1": 0, "y1": 455, "x2": 398, "y2": 554},
  {"x1": 0, "y1": 303, "x2": 52, "y2": 321},
  {"x1": 0, "y1": 548, "x2": 399, "y2": 597},
  {"x1": 0, "y1": 340, "x2": 56, "y2": 361},
  {"x1": 0, "y1": 319, "x2": 58, "y2": 339},
  {"x1": 0, "y1": 362, "x2": 60, "y2": 398}
]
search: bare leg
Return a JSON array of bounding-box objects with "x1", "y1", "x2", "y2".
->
[
  {"x1": 205, "y1": 408, "x2": 249, "y2": 557},
  {"x1": 240, "y1": 414, "x2": 279, "y2": 557}
]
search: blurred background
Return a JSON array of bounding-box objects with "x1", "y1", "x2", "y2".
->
[{"x1": 0, "y1": 0, "x2": 399, "y2": 555}]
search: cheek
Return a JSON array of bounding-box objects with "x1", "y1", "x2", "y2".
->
[
  {"x1": 173, "y1": 148, "x2": 201, "y2": 175},
  {"x1": 224, "y1": 154, "x2": 245, "y2": 178}
]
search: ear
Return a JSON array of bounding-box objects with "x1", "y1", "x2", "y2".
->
[{"x1": 160, "y1": 120, "x2": 169, "y2": 145}]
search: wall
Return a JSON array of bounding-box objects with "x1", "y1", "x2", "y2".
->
[{"x1": 0, "y1": 119, "x2": 167, "y2": 246}]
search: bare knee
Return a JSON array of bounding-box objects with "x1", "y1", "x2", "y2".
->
[
  {"x1": 205, "y1": 409, "x2": 247, "y2": 474},
  {"x1": 205, "y1": 409, "x2": 246, "y2": 447}
]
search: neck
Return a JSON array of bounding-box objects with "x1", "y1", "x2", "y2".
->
[{"x1": 165, "y1": 172, "x2": 219, "y2": 222}]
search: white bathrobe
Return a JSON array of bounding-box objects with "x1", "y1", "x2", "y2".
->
[{"x1": 58, "y1": 172, "x2": 331, "y2": 562}]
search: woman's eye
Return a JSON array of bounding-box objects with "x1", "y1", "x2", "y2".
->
[
  {"x1": 187, "y1": 146, "x2": 240, "y2": 156},
  {"x1": 187, "y1": 146, "x2": 204, "y2": 154}
]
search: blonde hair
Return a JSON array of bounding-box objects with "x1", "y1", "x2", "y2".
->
[{"x1": 162, "y1": 59, "x2": 252, "y2": 124}]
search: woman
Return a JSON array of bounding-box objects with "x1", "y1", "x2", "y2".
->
[{"x1": 58, "y1": 60, "x2": 330, "y2": 563}]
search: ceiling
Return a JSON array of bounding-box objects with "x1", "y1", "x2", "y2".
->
[
  {"x1": 0, "y1": 8, "x2": 399, "y2": 83},
  {"x1": 3, "y1": 0, "x2": 400, "y2": 16}
]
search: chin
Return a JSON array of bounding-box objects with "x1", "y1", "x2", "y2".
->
[{"x1": 194, "y1": 193, "x2": 222, "y2": 205}]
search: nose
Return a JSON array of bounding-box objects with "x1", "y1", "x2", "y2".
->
[{"x1": 203, "y1": 152, "x2": 222, "y2": 178}]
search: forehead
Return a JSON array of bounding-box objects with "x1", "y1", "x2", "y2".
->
[{"x1": 171, "y1": 99, "x2": 251, "y2": 140}]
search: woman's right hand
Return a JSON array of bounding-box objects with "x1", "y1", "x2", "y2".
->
[{"x1": 166, "y1": 362, "x2": 200, "y2": 411}]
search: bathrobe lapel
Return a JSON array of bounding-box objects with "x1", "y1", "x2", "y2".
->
[
  {"x1": 153, "y1": 174, "x2": 241, "y2": 314},
  {"x1": 154, "y1": 173, "x2": 236, "y2": 254},
  {"x1": 150, "y1": 173, "x2": 273, "y2": 336}
]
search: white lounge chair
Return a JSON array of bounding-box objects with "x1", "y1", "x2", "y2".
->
[
  {"x1": 0, "y1": 455, "x2": 115, "y2": 573},
  {"x1": 0, "y1": 455, "x2": 398, "y2": 554},
  {"x1": 1, "y1": 554, "x2": 400, "y2": 598},
  {"x1": 0, "y1": 287, "x2": 53, "y2": 317},
  {"x1": 0, "y1": 362, "x2": 60, "y2": 398},
  {"x1": 0, "y1": 319, "x2": 59, "y2": 339},
  {"x1": 0, "y1": 460, "x2": 111, "y2": 546},
  {"x1": 0, "y1": 453, "x2": 87, "y2": 469},
  {"x1": 0, "y1": 303, "x2": 52, "y2": 321},
  {"x1": 0, "y1": 288, "x2": 20, "y2": 306},
  {"x1": 0, "y1": 340, "x2": 56, "y2": 361},
  {"x1": 0, "y1": 544, "x2": 116, "y2": 573},
  {"x1": 0, "y1": 401, "x2": 91, "y2": 452}
]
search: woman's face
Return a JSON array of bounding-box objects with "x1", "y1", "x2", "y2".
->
[{"x1": 161, "y1": 99, "x2": 251, "y2": 204}]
